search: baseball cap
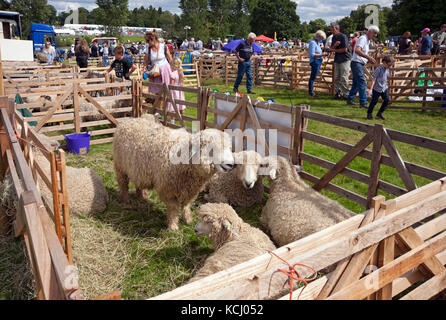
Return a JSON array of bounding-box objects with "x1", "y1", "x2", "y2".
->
[{"x1": 421, "y1": 28, "x2": 430, "y2": 33}]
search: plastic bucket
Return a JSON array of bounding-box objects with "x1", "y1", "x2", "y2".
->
[{"x1": 64, "y1": 132, "x2": 92, "y2": 155}]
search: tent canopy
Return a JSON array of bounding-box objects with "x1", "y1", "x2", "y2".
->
[{"x1": 255, "y1": 35, "x2": 274, "y2": 42}]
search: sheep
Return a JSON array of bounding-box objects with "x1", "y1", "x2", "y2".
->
[
  {"x1": 260, "y1": 156, "x2": 354, "y2": 247},
  {"x1": 113, "y1": 114, "x2": 235, "y2": 231},
  {"x1": 204, "y1": 150, "x2": 264, "y2": 208},
  {"x1": 189, "y1": 203, "x2": 276, "y2": 283},
  {"x1": 78, "y1": 98, "x2": 130, "y2": 122},
  {"x1": 32, "y1": 133, "x2": 108, "y2": 216}
]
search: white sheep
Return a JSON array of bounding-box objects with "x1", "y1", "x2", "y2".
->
[
  {"x1": 189, "y1": 203, "x2": 276, "y2": 283},
  {"x1": 79, "y1": 98, "x2": 130, "y2": 122},
  {"x1": 33, "y1": 133, "x2": 108, "y2": 216},
  {"x1": 113, "y1": 114, "x2": 235, "y2": 231},
  {"x1": 204, "y1": 150, "x2": 264, "y2": 208},
  {"x1": 260, "y1": 156, "x2": 354, "y2": 247}
]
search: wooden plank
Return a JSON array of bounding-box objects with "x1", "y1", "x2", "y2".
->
[
  {"x1": 400, "y1": 270, "x2": 446, "y2": 300},
  {"x1": 302, "y1": 110, "x2": 372, "y2": 133},
  {"x1": 73, "y1": 83, "x2": 80, "y2": 134},
  {"x1": 386, "y1": 129, "x2": 446, "y2": 154},
  {"x1": 376, "y1": 235, "x2": 395, "y2": 300},
  {"x1": 78, "y1": 87, "x2": 118, "y2": 126},
  {"x1": 313, "y1": 132, "x2": 374, "y2": 192},
  {"x1": 218, "y1": 96, "x2": 246, "y2": 130},
  {"x1": 382, "y1": 128, "x2": 417, "y2": 191},
  {"x1": 367, "y1": 124, "x2": 383, "y2": 208},
  {"x1": 326, "y1": 231, "x2": 446, "y2": 300},
  {"x1": 35, "y1": 89, "x2": 72, "y2": 132},
  {"x1": 58, "y1": 150, "x2": 72, "y2": 264}
]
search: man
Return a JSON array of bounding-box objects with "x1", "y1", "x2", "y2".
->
[
  {"x1": 419, "y1": 28, "x2": 433, "y2": 55},
  {"x1": 215, "y1": 38, "x2": 223, "y2": 50},
  {"x1": 234, "y1": 33, "x2": 257, "y2": 94},
  {"x1": 328, "y1": 23, "x2": 351, "y2": 100},
  {"x1": 195, "y1": 37, "x2": 203, "y2": 50},
  {"x1": 347, "y1": 25, "x2": 379, "y2": 109},
  {"x1": 188, "y1": 38, "x2": 195, "y2": 51},
  {"x1": 272, "y1": 39, "x2": 280, "y2": 48},
  {"x1": 282, "y1": 38, "x2": 288, "y2": 49},
  {"x1": 325, "y1": 34, "x2": 333, "y2": 49},
  {"x1": 90, "y1": 40, "x2": 99, "y2": 57},
  {"x1": 432, "y1": 24, "x2": 446, "y2": 55}
]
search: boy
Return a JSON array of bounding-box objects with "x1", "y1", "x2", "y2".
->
[
  {"x1": 103, "y1": 46, "x2": 136, "y2": 80},
  {"x1": 367, "y1": 55, "x2": 394, "y2": 120}
]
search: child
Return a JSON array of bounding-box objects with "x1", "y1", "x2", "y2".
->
[
  {"x1": 367, "y1": 55, "x2": 394, "y2": 120},
  {"x1": 103, "y1": 46, "x2": 136, "y2": 80},
  {"x1": 167, "y1": 57, "x2": 186, "y2": 124}
]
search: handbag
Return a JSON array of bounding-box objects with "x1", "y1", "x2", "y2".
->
[{"x1": 146, "y1": 63, "x2": 160, "y2": 78}]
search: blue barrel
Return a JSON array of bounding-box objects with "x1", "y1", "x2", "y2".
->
[{"x1": 64, "y1": 132, "x2": 92, "y2": 155}]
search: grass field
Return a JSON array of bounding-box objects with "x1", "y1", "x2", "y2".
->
[{"x1": 1, "y1": 84, "x2": 445, "y2": 300}]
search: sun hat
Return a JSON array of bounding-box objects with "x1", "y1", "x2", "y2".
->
[{"x1": 421, "y1": 28, "x2": 430, "y2": 33}]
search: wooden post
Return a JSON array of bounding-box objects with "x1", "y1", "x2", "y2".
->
[
  {"x1": 292, "y1": 105, "x2": 309, "y2": 166},
  {"x1": 50, "y1": 151, "x2": 63, "y2": 245},
  {"x1": 73, "y1": 83, "x2": 80, "y2": 134},
  {"x1": 57, "y1": 150, "x2": 72, "y2": 264},
  {"x1": 0, "y1": 96, "x2": 10, "y2": 180},
  {"x1": 367, "y1": 124, "x2": 384, "y2": 208}
]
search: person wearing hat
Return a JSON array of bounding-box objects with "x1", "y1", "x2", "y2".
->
[
  {"x1": 419, "y1": 28, "x2": 433, "y2": 55},
  {"x1": 432, "y1": 24, "x2": 446, "y2": 55}
]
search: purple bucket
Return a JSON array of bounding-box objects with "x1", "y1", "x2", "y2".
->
[{"x1": 64, "y1": 132, "x2": 92, "y2": 155}]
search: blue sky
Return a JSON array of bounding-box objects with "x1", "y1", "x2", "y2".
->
[{"x1": 50, "y1": 0, "x2": 394, "y2": 23}]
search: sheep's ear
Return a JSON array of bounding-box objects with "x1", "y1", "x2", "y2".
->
[
  {"x1": 222, "y1": 220, "x2": 232, "y2": 231},
  {"x1": 269, "y1": 168, "x2": 277, "y2": 180}
]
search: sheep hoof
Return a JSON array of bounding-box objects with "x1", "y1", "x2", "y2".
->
[{"x1": 168, "y1": 223, "x2": 179, "y2": 231}]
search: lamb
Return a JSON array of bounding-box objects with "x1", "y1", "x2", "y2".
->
[
  {"x1": 204, "y1": 150, "x2": 264, "y2": 208},
  {"x1": 113, "y1": 114, "x2": 235, "y2": 231},
  {"x1": 79, "y1": 98, "x2": 130, "y2": 122},
  {"x1": 260, "y1": 156, "x2": 354, "y2": 247},
  {"x1": 32, "y1": 133, "x2": 108, "y2": 216},
  {"x1": 189, "y1": 203, "x2": 276, "y2": 283}
]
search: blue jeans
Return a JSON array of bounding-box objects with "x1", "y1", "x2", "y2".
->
[
  {"x1": 234, "y1": 60, "x2": 253, "y2": 92},
  {"x1": 103, "y1": 56, "x2": 109, "y2": 67},
  {"x1": 348, "y1": 61, "x2": 367, "y2": 105},
  {"x1": 308, "y1": 59, "x2": 322, "y2": 94},
  {"x1": 367, "y1": 89, "x2": 390, "y2": 115}
]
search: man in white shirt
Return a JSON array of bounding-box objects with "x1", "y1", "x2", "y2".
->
[{"x1": 347, "y1": 25, "x2": 379, "y2": 108}]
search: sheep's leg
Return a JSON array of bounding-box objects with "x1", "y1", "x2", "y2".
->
[
  {"x1": 136, "y1": 188, "x2": 148, "y2": 200},
  {"x1": 182, "y1": 202, "x2": 193, "y2": 224},
  {"x1": 166, "y1": 201, "x2": 180, "y2": 231},
  {"x1": 116, "y1": 170, "x2": 130, "y2": 203}
]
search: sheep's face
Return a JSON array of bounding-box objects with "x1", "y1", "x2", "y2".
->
[
  {"x1": 191, "y1": 129, "x2": 234, "y2": 173},
  {"x1": 194, "y1": 220, "x2": 213, "y2": 236},
  {"x1": 260, "y1": 156, "x2": 279, "y2": 180},
  {"x1": 234, "y1": 151, "x2": 262, "y2": 189}
]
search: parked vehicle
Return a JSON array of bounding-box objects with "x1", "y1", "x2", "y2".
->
[{"x1": 30, "y1": 23, "x2": 58, "y2": 53}]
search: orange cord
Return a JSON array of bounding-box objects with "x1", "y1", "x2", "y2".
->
[
  {"x1": 1, "y1": 129, "x2": 52, "y2": 155},
  {"x1": 268, "y1": 251, "x2": 318, "y2": 300}
]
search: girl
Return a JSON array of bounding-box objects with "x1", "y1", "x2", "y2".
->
[
  {"x1": 75, "y1": 39, "x2": 90, "y2": 68},
  {"x1": 167, "y1": 57, "x2": 186, "y2": 124}
]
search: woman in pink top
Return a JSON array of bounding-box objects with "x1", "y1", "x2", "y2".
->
[{"x1": 167, "y1": 57, "x2": 186, "y2": 123}]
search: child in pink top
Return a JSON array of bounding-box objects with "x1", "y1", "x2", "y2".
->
[{"x1": 168, "y1": 57, "x2": 186, "y2": 124}]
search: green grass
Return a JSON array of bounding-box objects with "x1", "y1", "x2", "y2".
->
[{"x1": 2, "y1": 84, "x2": 446, "y2": 300}]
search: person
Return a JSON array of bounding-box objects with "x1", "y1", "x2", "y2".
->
[
  {"x1": 207, "y1": 37, "x2": 214, "y2": 50},
  {"x1": 432, "y1": 24, "x2": 446, "y2": 55},
  {"x1": 366, "y1": 55, "x2": 394, "y2": 120},
  {"x1": 43, "y1": 42, "x2": 56, "y2": 64},
  {"x1": 282, "y1": 38, "x2": 288, "y2": 49},
  {"x1": 325, "y1": 33, "x2": 333, "y2": 49},
  {"x1": 109, "y1": 42, "x2": 115, "y2": 57},
  {"x1": 418, "y1": 28, "x2": 433, "y2": 55},
  {"x1": 195, "y1": 37, "x2": 203, "y2": 50},
  {"x1": 167, "y1": 57, "x2": 186, "y2": 124},
  {"x1": 188, "y1": 38, "x2": 195, "y2": 51},
  {"x1": 389, "y1": 39, "x2": 395, "y2": 47},
  {"x1": 328, "y1": 23, "x2": 351, "y2": 100},
  {"x1": 398, "y1": 31, "x2": 414, "y2": 55},
  {"x1": 75, "y1": 39, "x2": 90, "y2": 68},
  {"x1": 347, "y1": 25, "x2": 379, "y2": 108},
  {"x1": 351, "y1": 32, "x2": 359, "y2": 52},
  {"x1": 167, "y1": 39, "x2": 175, "y2": 56},
  {"x1": 90, "y1": 40, "x2": 99, "y2": 57},
  {"x1": 144, "y1": 31, "x2": 173, "y2": 96},
  {"x1": 181, "y1": 39, "x2": 189, "y2": 51},
  {"x1": 272, "y1": 39, "x2": 280, "y2": 48},
  {"x1": 102, "y1": 43, "x2": 110, "y2": 67},
  {"x1": 233, "y1": 32, "x2": 257, "y2": 94},
  {"x1": 308, "y1": 30, "x2": 329, "y2": 97},
  {"x1": 104, "y1": 46, "x2": 136, "y2": 80}
]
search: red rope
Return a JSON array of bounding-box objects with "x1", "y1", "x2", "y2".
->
[{"x1": 268, "y1": 251, "x2": 318, "y2": 300}]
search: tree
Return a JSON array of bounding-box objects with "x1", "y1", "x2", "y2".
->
[
  {"x1": 208, "y1": 0, "x2": 235, "y2": 38},
  {"x1": 179, "y1": 0, "x2": 210, "y2": 40},
  {"x1": 349, "y1": 4, "x2": 388, "y2": 41},
  {"x1": 10, "y1": 0, "x2": 58, "y2": 38},
  {"x1": 250, "y1": 0, "x2": 301, "y2": 40},
  {"x1": 95, "y1": 0, "x2": 129, "y2": 36},
  {"x1": 308, "y1": 18, "x2": 327, "y2": 34},
  {"x1": 338, "y1": 16, "x2": 356, "y2": 36},
  {"x1": 391, "y1": 0, "x2": 446, "y2": 36}
]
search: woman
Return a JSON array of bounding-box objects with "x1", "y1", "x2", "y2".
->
[
  {"x1": 75, "y1": 38, "x2": 90, "y2": 68},
  {"x1": 308, "y1": 30, "x2": 328, "y2": 97},
  {"x1": 144, "y1": 31, "x2": 173, "y2": 96},
  {"x1": 43, "y1": 42, "x2": 56, "y2": 64},
  {"x1": 398, "y1": 31, "x2": 414, "y2": 55}
]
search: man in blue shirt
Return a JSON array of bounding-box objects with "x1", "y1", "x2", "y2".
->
[
  {"x1": 234, "y1": 32, "x2": 257, "y2": 94},
  {"x1": 419, "y1": 28, "x2": 433, "y2": 55}
]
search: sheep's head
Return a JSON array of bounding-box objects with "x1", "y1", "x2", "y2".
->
[
  {"x1": 190, "y1": 129, "x2": 234, "y2": 173},
  {"x1": 261, "y1": 156, "x2": 302, "y2": 182},
  {"x1": 233, "y1": 151, "x2": 263, "y2": 189},
  {"x1": 194, "y1": 203, "x2": 241, "y2": 247}
]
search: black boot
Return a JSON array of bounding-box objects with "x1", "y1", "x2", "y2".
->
[
  {"x1": 376, "y1": 113, "x2": 386, "y2": 120},
  {"x1": 367, "y1": 113, "x2": 374, "y2": 120}
]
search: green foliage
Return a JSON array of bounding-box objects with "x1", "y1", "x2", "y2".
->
[
  {"x1": 308, "y1": 18, "x2": 328, "y2": 34},
  {"x1": 349, "y1": 4, "x2": 388, "y2": 41},
  {"x1": 251, "y1": 0, "x2": 301, "y2": 39},
  {"x1": 95, "y1": 0, "x2": 129, "y2": 36},
  {"x1": 338, "y1": 16, "x2": 356, "y2": 36}
]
